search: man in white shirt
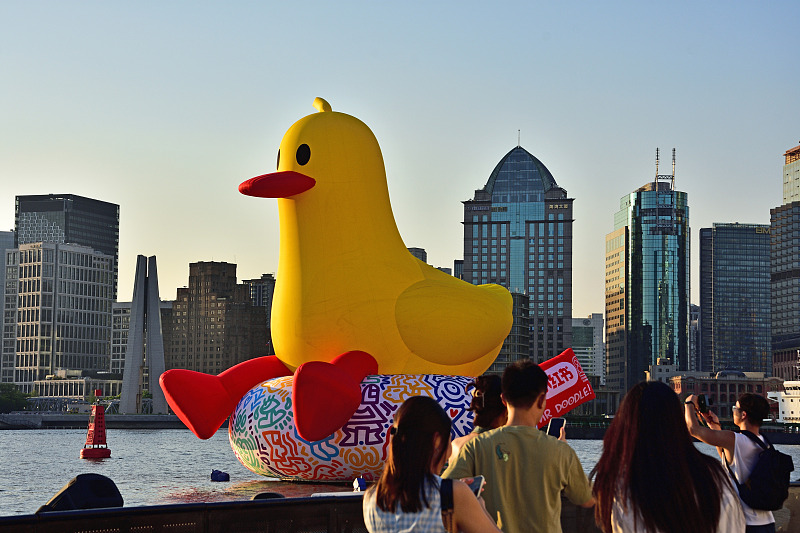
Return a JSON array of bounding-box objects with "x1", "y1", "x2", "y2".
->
[{"x1": 685, "y1": 392, "x2": 775, "y2": 533}]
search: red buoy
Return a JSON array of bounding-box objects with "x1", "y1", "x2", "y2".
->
[{"x1": 81, "y1": 403, "x2": 111, "y2": 459}]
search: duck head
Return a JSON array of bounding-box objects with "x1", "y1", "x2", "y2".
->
[{"x1": 239, "y1": 97, "x2": 390, "y2": 208}]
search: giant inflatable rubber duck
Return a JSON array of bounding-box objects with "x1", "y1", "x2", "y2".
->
[{"x1": 160, "y1": 98, "x2": 512, "y2": 442}]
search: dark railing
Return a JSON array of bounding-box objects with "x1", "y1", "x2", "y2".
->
[
  {"x1": 2, "y1": 484, "x2": 800, "y2": 533},
  {"x1": 0, "y1": 495, "x2": 367, "y2": 533}
]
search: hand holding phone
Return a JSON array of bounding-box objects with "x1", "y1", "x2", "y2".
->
[
  {"x1": 546, "y1": 417, "x2": 566, "y2": 438},
  {"x1": 459, "y1": 475, "x2": 486, "y2": 497}
]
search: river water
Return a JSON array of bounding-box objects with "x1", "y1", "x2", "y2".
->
[{"x1": 2, "y1": 428, "x2": 799, "y2": 516}]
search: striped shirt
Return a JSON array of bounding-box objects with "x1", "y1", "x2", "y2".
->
[{"x1": 363, "y1": 476, "x2": 447, "y2": 533}]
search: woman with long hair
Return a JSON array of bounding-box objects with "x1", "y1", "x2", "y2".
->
[
  {"x1": 591, "y1": 381, "x2": 744, "y2": 533},
  {"x1": 363, "y1": 395, "x2": 501, "y2": 533},
  {"x1": 449, "y1": 375, "x2": 507, "y2": 465}
]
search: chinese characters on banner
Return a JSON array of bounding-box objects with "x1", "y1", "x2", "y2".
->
[{"x1": 537, "y1": 348, "x2": 596, "y2": 428}]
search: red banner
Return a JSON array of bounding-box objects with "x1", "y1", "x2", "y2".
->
[{"x1": 537, "y1": 348, "x2": 595, "y2": 428}]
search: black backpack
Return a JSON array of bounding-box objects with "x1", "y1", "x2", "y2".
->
[{"x1": 726, "y1": 430, "x2": 795, "y2": 511}]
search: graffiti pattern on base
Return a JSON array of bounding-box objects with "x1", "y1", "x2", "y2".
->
[{"x1": 229, "y1": 374, "x2": 474, "y2": 481}]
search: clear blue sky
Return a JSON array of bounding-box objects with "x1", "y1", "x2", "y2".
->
[{"x1": 1, "y1": 2, "x2": 797, "y2": 318}]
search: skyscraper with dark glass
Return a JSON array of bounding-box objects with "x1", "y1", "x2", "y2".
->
[
  {"x1": 771, "y1": 143, "x2": 800, "y2": 381},
  {"x1": 605, "y1": 155, "x2": 689, "y2": 393},
  {"x1": 462, "y1": 145, "x2": 573, "y2": 372},
  {"x1": 15, "y1": 194, "x2": 120, "y2": 298},
  {"x1": 699, "y1": 223, "x2": 771, "y2": 374}
]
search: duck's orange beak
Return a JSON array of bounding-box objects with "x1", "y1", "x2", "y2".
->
[{"x1": 239, "y1": 171, "x2": 316, "y2": 198}]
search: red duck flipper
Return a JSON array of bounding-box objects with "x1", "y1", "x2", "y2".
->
[{"x1": 160, "y1": 355, "x2": 291, "y2": 439}]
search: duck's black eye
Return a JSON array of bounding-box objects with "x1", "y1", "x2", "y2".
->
[
  {"x1": 296, "y1": 144, "x2": 310, "y2": 166},
  {"x1": 277, "y1": 149, "x2": 280, "y2": 169}
]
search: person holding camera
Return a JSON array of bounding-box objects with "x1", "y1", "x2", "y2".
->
[{"x1": 685, "y1": 392, "x2": 775, "y2": 532}]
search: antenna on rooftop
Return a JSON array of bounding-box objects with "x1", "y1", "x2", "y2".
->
[
  {"x1": 671, "y1": 148, "x2": 676, "y2": 189},
  {"x1": 517, "y1": 130, "x2": 521, "y2": 147},
  {"x1": 654, "y1": 148, "x2": 660, "y2": 189}
]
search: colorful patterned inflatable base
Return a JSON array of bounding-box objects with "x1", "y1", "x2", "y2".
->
[{"x1": 228, "y1": 374, "x2": 475, "y2": 481}]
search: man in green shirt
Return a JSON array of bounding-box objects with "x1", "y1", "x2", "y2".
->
[{"x1": 443, "y1": 359, "x2": 594, "y2": 533}]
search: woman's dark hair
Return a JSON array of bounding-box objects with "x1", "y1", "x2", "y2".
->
[
  {"x1": 591, "y1": 381, "x2": 731, "y2": 533},
  {"x1": 738, "y1": 393, "x2": 770, "y2": 426},
  {"x1": 468, "y1": 375, "x2": 506, "y2": 429},
  {"x1": 374, "y1": 396, "x2": 452, "y2": 513}
]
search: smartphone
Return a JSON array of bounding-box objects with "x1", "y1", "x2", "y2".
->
[
  {"x1": 460, "y1": 476, "x2": 486, "y2": 497},
  {"x1": 546, "y1": 417, "x2": 566, "y2": 437},
  {"x1": 697, "y1": 394, "x2": 712, "y2": 414}
]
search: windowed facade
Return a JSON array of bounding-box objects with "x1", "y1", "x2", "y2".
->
[
  {"x1": 15, "y1": 194, "x2": 120, "y2": 299},
  {"x1": 162, "y1": 262, "x2": 268, "y2": 375},
  {"x1": 462, "y1": 146, "x2": 573, "y2": 372},
  {"x1": 606, "y1": 179, "x2": 690, "y2": 393},
  {"x1": 699, "y1": 223, "x2": 771, "y2": 374},
  {"x1": 4, "y1": 243, "x2": 114, "y2": 392}
]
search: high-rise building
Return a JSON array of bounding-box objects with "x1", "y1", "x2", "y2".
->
[
  {"x1": 242, "y1": 273, "x2": 276, "y2": 355},
  {"x1": 453, "y1": 259, "x2": 464, "y2": 280},
  {"x1": 771, "y1": 143, "x2": 800, "y2": 382},
  {"x1": 783, "y1": 143, "x2": 800, "y2": 204},
  {"x1": 407, "y1": 248, "x2": 427, "y2": 263},
  {"x1": 462, "y1": 145, "x2": 573, "y2": 371},
  {"x1": 162, "y1": 262, "x2": 268, "y2": 374},
  {"x1": 15, "y1": 194, "x2": 120, "y2": 298},
  {"x1": 689, "y1": 304, "x2": 700, "y2": 371},
  {"x1": 0, "y1": 231, "x2": 14, "y2": 382},
  {"x1": 699, "y1": 223, "x2": 771, "y2": 374},
  {"x1": 111, "y1": 302, "x2": 131, "y2": 376},
  {"x1": 3, "y1": 243, "x2": 114, "y2": 391},
  {"x1": 571, "y1": 313, "x2": 605, "y2": 385},
  {"x1": 605, "y1": 150, "x2": 690, "y2": 393}
]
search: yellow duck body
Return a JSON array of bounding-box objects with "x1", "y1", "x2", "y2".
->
[{"x1": 249, "y1": 98, "x2": 512, "y2": 376}]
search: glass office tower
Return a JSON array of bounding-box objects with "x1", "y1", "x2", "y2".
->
[
  {"x1": 771, "y1": 143, "x2": 800, "y2": 381},
  {"x1": 699, "y1": 223, "x2": 771, "y2": 373},
  {"x1": 463, "y1": 146, "x2": 573, "y2": 372},
  {"x1": 606, "y1": 172, "x2": 689, "y2": 393},
  {"x1": 15, "y1": 194, "x2": 120, "y2": 299}
]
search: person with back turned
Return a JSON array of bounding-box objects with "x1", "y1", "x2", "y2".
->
[
  {"x1": 685, "y1": 392, "x2": 775, "y2": 532},
  {"x1": 443, "y1": 359, "x2": 594, "y2": 533}
]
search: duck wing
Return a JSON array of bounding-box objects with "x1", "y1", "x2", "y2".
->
[{"x1": 395, "y1": 277, "x2": 512, "y2": 365}]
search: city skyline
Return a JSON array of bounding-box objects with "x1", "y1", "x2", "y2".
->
[{"x1": 1, "y1": 2, "x2": 797, "y2": 318}]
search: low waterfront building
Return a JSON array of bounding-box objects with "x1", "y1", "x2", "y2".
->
[
  {"x1": 669, "y1": 370, "x2": 783, "y2": 421},
  {"x1": 645, "y1": 358, "x2": 681, "y2": 383},
  {"x1": 33, "y1": 369, "x2": 121, "y2": 399}
]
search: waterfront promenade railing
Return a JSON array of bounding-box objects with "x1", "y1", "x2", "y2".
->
[{"x1": 1, "y1": 484, "x2": 799, "y2": 533}]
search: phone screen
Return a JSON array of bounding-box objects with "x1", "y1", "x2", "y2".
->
[
  {"x1": 546, "y1": 417, "x2": 566, "y2": 437},
  {"x1": 460, "y1": 476, "x2": 485, "y2": 497}
]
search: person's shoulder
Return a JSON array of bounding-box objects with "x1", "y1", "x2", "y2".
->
[
  {"x1": 467, "y1": 425, "x2": 505, "y2": 444},
  {"x1": 733, "y1": 430, "x2": 759, "y2": 447}
]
